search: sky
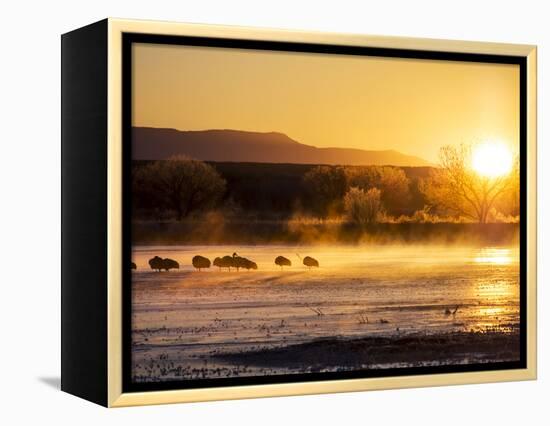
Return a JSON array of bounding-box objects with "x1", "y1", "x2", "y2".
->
[{"x1": 132, "y1": 43, "x2": 519, "y2": 163}]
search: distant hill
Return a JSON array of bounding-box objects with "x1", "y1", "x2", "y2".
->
[{"x1": 132, "y1": 127, "x2": 432, "y2": 167}]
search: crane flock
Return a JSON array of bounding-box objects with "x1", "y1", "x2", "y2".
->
[{"x1": 137, "y1": 252, "x2": 319, "y2": 272}]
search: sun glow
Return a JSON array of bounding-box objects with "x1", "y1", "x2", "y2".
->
[
  {"x1": 471, "y1": 142, "x2": 513, "y2": 178},
  {"x1": 473, "y1": 248, "x2": 514, "y2": 265}
]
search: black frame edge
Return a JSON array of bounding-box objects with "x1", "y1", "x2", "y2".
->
[{"x1": 61, "y1": 18, "x2": 109, "y2": 407}]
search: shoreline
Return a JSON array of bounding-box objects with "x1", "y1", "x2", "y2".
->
[
  {"x1": 132, "y1": 221, "x2": 519, "y2": 245},
  {"x1": 132, "y1": 329, "x2": 520, "y2": 383},
  {"x1": 213, "y1": 330, "x2": 520, "y2": 371}
]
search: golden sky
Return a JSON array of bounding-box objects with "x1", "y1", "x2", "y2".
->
[{"x1": 132, "y1": 43, "x2": 519, "y2": 163}]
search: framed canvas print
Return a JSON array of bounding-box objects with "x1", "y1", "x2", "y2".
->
[{"x1": 61, "y1": 18, "x2": 537, "y2": 407}]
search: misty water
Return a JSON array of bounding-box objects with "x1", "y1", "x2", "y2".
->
[{"x1": 131, "y1": 244, "x2": 519, "y2": 381}]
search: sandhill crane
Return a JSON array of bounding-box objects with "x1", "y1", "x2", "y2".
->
[
  {"x1": 241, "y1": 259, "x2": 258, "y2": 270},
  {"x1": 148, "y1": 256, "x2": 179, "y2": 272},
  {"x1": 213, "y1": 257, "x2": 221, "y2": 270},
  {"x1": 148, "y1": 256, "x2": 163, "y2": 272},
  {"x1": 275, "y1": 256, "x2": 292, "y2": 269},
  {"x1": 445, "y1": 305, "x2": 460, "y2": 316},
  {"x1": 220, "y1": 255, "x2": 235, "y2": 271},
  {"x1": 296, "y1": 253, "x2": 319, "y2": 269},
  {"x1": 213, "y1": 257, "x2": 225, "y2": 271},
  {"x1": 231, "y1": 252, "x2": 257, "y2": 271},
  {"x1": 192, "y1": 255, "x2": 211, "y2": 271},
  {"x1": 161, "y1": 258, "x2": 179, "y2": 271}
]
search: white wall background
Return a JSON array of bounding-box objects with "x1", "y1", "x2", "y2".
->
[{"x1": 0, "y1": 0, "x2": 546, "y2": 424}]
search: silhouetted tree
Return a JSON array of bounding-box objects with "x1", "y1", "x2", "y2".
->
[
  {"x1": 420, "y1": 144, "x2": 518, "y2": 223},
  {"x1": 303, "y1": 166, "x2": 347, "y2": 217},
  {"x1": 135, "y1": 156, "x2": 226, "y2": 220}
]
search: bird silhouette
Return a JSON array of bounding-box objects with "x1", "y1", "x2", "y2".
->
[
  {"x1": 275, "y1": 256, "x2": 292, "y2": 269},
  {"x1": 192, "y1": 255, "x2": 211, "y2": 271},
  {"x1": 296, "y1": 253, "x2": 319, "y2": 269},
  {"x1": 445, "y1": 305, "x2": 460, "y2": 316}
]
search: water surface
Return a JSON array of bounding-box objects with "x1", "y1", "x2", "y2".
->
[{"x1": 131, "y1": 245, "x2": 519, "y2": 381}]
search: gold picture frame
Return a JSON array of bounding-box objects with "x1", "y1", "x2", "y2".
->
[{"x1": 61, "y1": 18, "x2": 537, "y2": 407}]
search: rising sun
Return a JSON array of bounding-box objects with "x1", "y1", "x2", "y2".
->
[{"x1": 471, "y1": 142, "x2": 513, "y2": 178}]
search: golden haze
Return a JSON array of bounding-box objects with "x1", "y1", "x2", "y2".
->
[{"x1": 133, "y1": 43, "x2": 520, "y2": 163}]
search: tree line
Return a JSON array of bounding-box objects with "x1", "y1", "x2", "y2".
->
[{"x1": 132, "y1": 146, "x2": 519, "y2": 225}]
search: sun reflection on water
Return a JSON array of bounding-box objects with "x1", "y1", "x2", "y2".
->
[
  {"x1": 475, "y1": 279, "x2": 515, "y2": 300},
  {"x1": 467, "y1": 248, "x2": 519, "y2": 331},
  {"x1": 473, "y1": 248, "x2": 514, "y2": 265},
  {"x1": 478, "y1": 306, "x2": 506, "y2": 316}
]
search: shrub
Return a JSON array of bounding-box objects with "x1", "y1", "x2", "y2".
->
[
  {"x1": 344, "y1": 187, "x2": 382, "y2": 225},
  {"x1": 345, "y1": 166, "x2": 410, "y2": 215}
]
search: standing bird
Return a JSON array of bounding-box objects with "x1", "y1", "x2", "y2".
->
[
  {"x1": 221, "y1": 255, "x2": 235, "y2": 271},
  {"x1": 445, "y1": 305, "x2": 460, "y2": 316},
  {"x1": 232, "y1": 252, "x2": 257, "y2": 271},
  {"x1": 148, "y1": 256, "x2": 164, "y2": 272},
  {"x1": 296, "y1": 253, "x2": 319, "y2": 269},
  {"x1": 192, "y1": 255, "x2": 211, "y2": 271},
  {"x1": 161, "y1": 258, "x2": 179, "y2": 271},
  {"x1": 275, "y1": 256, "x2": 292, "y2": 270},
  {"x1": 148, "y1": 256, "x2": 179, "y2": 272},
  {"x1": 242, "y1": 259, "x2": 258, "y2": 270},
  {"x1": 213, "y1": 257, "x2": 224, "y2": 271},
  {"x1": 232, "y1": 252, "x2": 242, "y2": 271}
]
